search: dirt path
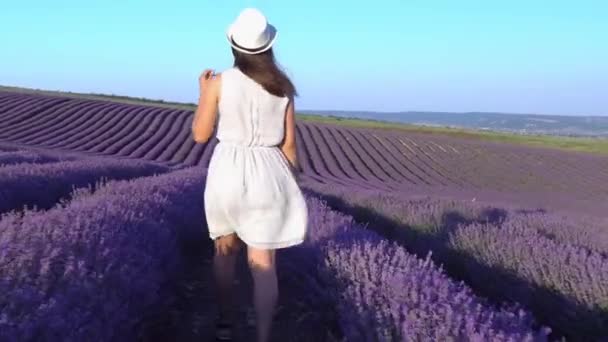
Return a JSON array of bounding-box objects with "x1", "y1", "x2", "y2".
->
[{"x1": 138, "y1": 238, "x2": 341, "y2": 342}]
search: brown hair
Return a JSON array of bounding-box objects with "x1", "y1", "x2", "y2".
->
[{"x1": 232, "y1": 47, "x2": 297, "y2": 98}]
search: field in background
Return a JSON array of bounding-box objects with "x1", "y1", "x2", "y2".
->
[
  {"x1": 297, "y1": 114, "x2": 608, "y2": 155},
  {"x1": 2, "y1": 89, "x2": 607, "y2": 218},
  {"x1": 1, "y1": 88, "x2": 607, "y2": 341},
  {"x1": 3, "y1": 85, "x2": 607, "y2": 156}
]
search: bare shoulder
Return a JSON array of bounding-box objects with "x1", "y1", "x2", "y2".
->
[
  {"x1": 209, "y1": 73, "x2": 222, "y2": 93},
  {"x1": 286, "y1": 95, "x2": 295, "y2": 108},
  {"x1": 211, "y1": 73, "x2": 223, "y2": 103}
]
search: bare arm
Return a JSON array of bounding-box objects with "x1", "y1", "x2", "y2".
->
[
  {"x1": 280, "y1": 97, "x2": 300, "y2": 173},
  {"x1": 192, "y1": 70, "x2": 220, "y2": 143}
]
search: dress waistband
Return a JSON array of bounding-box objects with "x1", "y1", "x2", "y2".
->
[{"x1": 218, "y1": 140, "x2": 278, "y2": 149}]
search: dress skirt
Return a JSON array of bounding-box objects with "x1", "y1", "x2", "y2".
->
[{"x1": 203, "y1": 141, "x2": 308, "y2": 249}]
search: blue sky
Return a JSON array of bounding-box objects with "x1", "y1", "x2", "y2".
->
[{"x1": 2, "y1": 0, "x2": 607, "y2": 116}]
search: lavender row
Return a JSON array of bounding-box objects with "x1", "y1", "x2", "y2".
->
[
  {"x1": 0, "y1": 157, "x2": 169, "y2": 215},
  {"x1": 0, "y1": 160, "x2": 549, "y2": 340},
  {"x1": 0, "y1": 94, "x2": 209, "y2": 166},
  {"x1": 451, "y1": 222, "x2": 608, "y2": 339},
  {"x1": 3, "y1": 93, "x2": 607, "y2": 210},
  {"x1": 0, "y1": 166, "x2": 207, "y2": 341},
  {"x1": 0, "y1": 146, "x2": 19, "y2": 152},
  {"x1": 0, "y1": 150, "x2": 63, "y2": 167},
  {"x1": 297, "y1": 194, "x2": 549, "y2": 341},
  {"x1": 302, "y1": 182, "x2": 608, "y2": 340}
]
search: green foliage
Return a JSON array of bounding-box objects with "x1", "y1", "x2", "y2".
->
[{"x1": 296, "y1": 113, "x2": 608, "y2": 156}]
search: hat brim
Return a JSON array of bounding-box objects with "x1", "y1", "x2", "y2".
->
[{"x1": 226, "y1": 24, "x2": 277, "y2": 55}]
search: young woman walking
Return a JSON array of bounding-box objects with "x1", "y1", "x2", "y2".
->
[{"x1": 192, "y1": 8, "x2": 308, "y2": 342}]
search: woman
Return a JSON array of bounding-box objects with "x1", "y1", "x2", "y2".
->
[{"x1": 191, "y1": 8, "x2": 308, "y2": 342}]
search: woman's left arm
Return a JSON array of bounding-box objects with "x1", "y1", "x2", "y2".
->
[{"x1": 192, "y1": 69, "x2": 220, "y2": 143}]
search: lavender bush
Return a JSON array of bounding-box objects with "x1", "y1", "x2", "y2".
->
[
  {"x1": 0, "y1": 166, "x2": 207, "y2": 341},
  {"x1": 0, "y1": 165, "x2": 550, "y2": 341},
  {"x1": 298, "y1": 195, "x2": 550, "y2": 341},
  {"x1": 0, "y1": 146, "x2": 19, "y2": 152},
  {"x1": 302, "y1": 182, "x2": 608, "y2": 340},
  {"x1": 451, "y1": 222, "x2": 608, "y2": 339},
  {"x1": 0, "y1": 157, "x2": 169, "y2": 215},
  {"x1": 0, "y1": 150, "x2": 61, "y2": 166},
  {"x1": 504, "y1": 211, "x2": 608, "y2": 256}
]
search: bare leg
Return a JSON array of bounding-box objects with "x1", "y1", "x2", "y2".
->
[
  {"x1": 213, "y1": 233, "x2": 242, "y2": 322},
  {"x1": 247, "y1": 246, "x2": 278, "y2": 342}
]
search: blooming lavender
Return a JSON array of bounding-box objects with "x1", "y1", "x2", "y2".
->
[
  {"x1": 504, "y1": 211, "x2": 608, "y2": 256},
  {"x1": 302, "y1": 182, "x2": 608, "y2": 340},
  {"x1": 451, "y1": 222, "x2": 608, "y2": 339},
  {"x1": 1, "y1": 91, "x2": 606, "y2": 340},
  {"x1": 0, "y1": 167, "x2": 206, "y2": 341},
  {"x1": 0, "y1": 167, "x2": 550, "y2": 341},
  {"x1": 0, "y1": 150, "x2": 65, "y2": 166},
  {"x1": 0, "y1": 157, "x2": 169, "y2": 215},
  {"x1": 300, "y1": 195, "x2": 550, "y2": 341}
]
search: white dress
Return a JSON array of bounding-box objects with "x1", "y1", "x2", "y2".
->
[{"x1": 203, "y1": 67, "x2": 308, "y2": 249}]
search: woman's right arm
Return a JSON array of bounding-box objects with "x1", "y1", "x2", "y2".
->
[{"x1": 280, "y1": 97, "x2": 300, "y2": 174}]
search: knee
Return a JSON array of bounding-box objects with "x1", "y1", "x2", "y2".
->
[
  {"x1": 248, "y1": 258, "x2": 273, "y2": 272},
  {"x1": 214, "y1": 235, "x2": 242, "y2": 256},
  {"x1": 247, "y1": 253, "x2": 275, "y2": 273}
]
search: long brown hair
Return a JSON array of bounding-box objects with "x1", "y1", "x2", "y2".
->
[{"x1": 232, "y1": 47, "x2": 297, "y2": 98}]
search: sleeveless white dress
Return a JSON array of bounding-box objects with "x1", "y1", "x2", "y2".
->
[{"x1": 203, "y1": 67, "x2": 308, "y2": 249}]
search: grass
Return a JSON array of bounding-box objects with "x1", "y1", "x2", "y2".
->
[
  {"x1": 2, "y1": 84, "x2": 607, "y2": 156},
  {"x1": 296, "y1": 114, "x2": 608, "y2": 155}
]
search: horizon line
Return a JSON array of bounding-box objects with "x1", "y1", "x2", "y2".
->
[{"x1": 1, "y1": 84, "x2": 606, "y2": 118}]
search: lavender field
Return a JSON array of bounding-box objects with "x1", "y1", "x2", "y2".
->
[{"x1": 0, "y1": 91, "x2": 607, "y2": 341}]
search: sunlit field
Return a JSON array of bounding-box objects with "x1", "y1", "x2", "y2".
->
[{"x1": 1, "y1": 89, "x2": 607, "y2": 341}]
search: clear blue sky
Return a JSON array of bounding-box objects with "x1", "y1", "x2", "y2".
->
[{"x1": 2, "y1": 0, "x2": 607, "y2": 116}]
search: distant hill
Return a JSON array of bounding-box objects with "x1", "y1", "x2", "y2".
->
[
  {"x1": 300, "y1": 110, "x2": 608, "y2": 137},
  {"x1": 3, "y1": 84, "x2": 606, "y2": 137}
]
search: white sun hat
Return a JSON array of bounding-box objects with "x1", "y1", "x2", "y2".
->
[{"x1": 226, "y1": 8, "x2": 278, "y2": 54}]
